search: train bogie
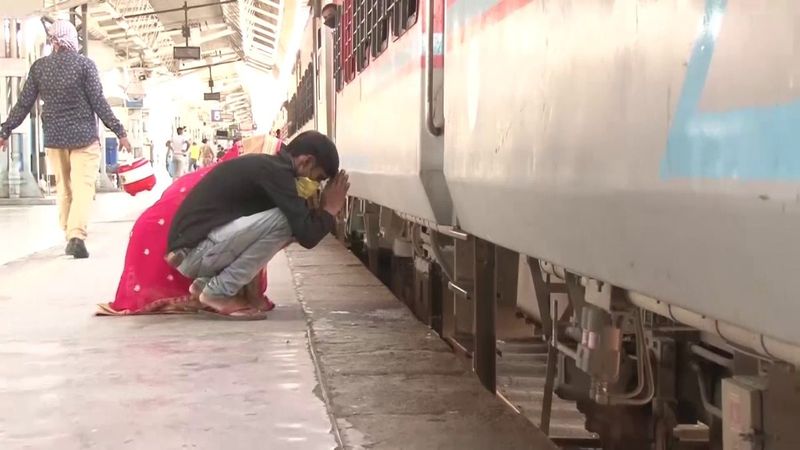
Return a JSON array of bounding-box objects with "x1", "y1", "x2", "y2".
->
[{"x1": 279, "y1": 0, "x2": 800, "y2": 447}]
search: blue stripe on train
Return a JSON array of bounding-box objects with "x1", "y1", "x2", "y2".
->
[{"x1": 661, "y1": 0, "x2": 800, "y2": 180}]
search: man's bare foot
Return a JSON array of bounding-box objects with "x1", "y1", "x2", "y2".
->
[
  {"x1": 198, "y1": 291, "x2": 267, "y2": 319},
  {"x1": 178, "y1": 280, "x2": 205, "y2": 313},
  {"x1": 189, "y1": 278, "x2": 207, "y2": 300},
  {"x1": 241, "y1": 280, "x2": 276, "y2": 311}
]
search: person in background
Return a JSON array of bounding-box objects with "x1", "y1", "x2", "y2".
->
[
  {"x1": 165, "y1": 131, "x2": 349, "y2": 319},
  {"x1": 200, "y1": 138, "x2": 215, "y2": 167},
  {"x1": 0, "y1": 20, "x2": 131, "y2": 259},
  {"x1": 216, "y1": 144, "x2": 225, "y2": 160},
  {"x1": 171, "y1": 127, "x2": 189, "y2": 180},
  {"x1": 165, "y1": 139, "x2": 174, "y2": 177},
  {"x1": 274, "y1": 129, "x2": 281, "y2": 139},
  {"x1": 219, "y1": 135, "x2": 243, "y2": 162},
  {"x1": 189, "y1": 141, "x2": 200, "y2": 171}
]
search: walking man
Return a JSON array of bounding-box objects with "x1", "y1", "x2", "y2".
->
[
  {"x1": 170, "y1": 127, "x2": 189, "y2": 179},
  {"x1": 0, "y1": 20, "x2": 131, "y2": 259},
  {"x1": 165, "y1": 131, "x2": 349, "y2": 320},
  {"x1": 189, "y1": 141, "x2": 200, "y2": 171}
]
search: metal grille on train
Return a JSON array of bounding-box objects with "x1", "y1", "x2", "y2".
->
[
  {"x1": 285, "y1": 63, "x2": 315, "y2": 137},
  {"x1": 333, "y1": 0, "x2": 419, "y2": 92}
]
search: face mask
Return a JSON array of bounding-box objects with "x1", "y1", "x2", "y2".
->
[{"x1": 295, "y1": 177, "x2": 320, "y2": 199}]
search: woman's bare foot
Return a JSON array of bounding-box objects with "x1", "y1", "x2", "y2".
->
[{"x1": 164, "y1": 251, "x2": 185, "y2": 269}]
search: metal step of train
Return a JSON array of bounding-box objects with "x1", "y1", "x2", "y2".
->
[{"x1": 496, "y1": 338, "x2": 600, "y2": 446}]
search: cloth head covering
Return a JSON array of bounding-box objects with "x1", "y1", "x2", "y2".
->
[{"x1": 48, "y1": 20, "x2": 80, "y2": 52}]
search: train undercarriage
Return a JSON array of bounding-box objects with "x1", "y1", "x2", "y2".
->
[{"x1": 338, "y1": 198, "x2": 800, "y2": 450}]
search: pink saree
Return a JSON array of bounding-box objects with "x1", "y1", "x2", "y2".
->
[
  {"x1": 97, "y1": 165, "x2": 271, "y2": 315},
  {"x1": 219, "y1": 141, "x2": 241, "y2": 162}
]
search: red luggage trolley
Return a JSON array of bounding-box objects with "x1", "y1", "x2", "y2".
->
[{"x1": 117, "y1": 158, "x2": 156, "y2": 196}]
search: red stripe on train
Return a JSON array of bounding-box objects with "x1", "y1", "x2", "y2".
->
[{"x1": 446, "y1": 0, "x2": 537, "y2": 50}]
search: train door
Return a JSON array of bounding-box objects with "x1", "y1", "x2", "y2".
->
[
  {"x1": 427, "y1": 0, "x2": 445, "y2": 135},
  {"x1": 317, "y1": 0, "x2": 338, "y2": 140}
]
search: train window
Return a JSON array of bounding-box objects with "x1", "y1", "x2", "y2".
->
[
  {"x1": 391, "y1": 0, "x2": 418, "y2": 38},
  {"x1": 334, "y1": 0, "x2": 418, "y2": 91},
  {"x1": 365, "y1": 0, "x2": 378, "y2": 59},
  {"x1": 354, "y1": 0, "x2": 370, "y2": 72},
  {"x1": 302, "y1": 63, "x2": 314, "y2": 127},
  {"x1": 294, "y1": 55, "x2": 301, "y2": 87},
  {"x1": 341, "y1": 0, "x2": 356, "y2": 83},
  {"x1": 287, "y1": 63, "x2": 315, "y2": 136},
  {"x1": 286, "y1": 94, "x2": 297, "y2": 135},
  {"x1": 371, "y1": 0, "x2": 389, "y2": 57},
  {"x1": 333, "y1": 21, "x2": 342, "y2": 91}
]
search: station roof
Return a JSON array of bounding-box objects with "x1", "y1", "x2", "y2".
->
[{"x1": 41, "y1": 0, "x2": 290, "y2": 125}]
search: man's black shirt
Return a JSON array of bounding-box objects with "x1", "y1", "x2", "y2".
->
[{"x1": 167, "y1": 152, "x2": 334, "y2": 252}]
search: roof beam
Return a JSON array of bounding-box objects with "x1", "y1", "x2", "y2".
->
[
  {"x1": 41, "y1": 0, "x2": 94, "y2": 13},
  {"x1": 123, "y1": 0, "x2": 237, "y2": 19},
  {"x1": 252, "y1": 10, "x2": 278, "y2": 26},
  {"x1": 245, "y1": 58, "x2": 273, "y2": 72},
  {"x1": 252, "y1": 27, "x2": 276, "y2": 41},
  {"x1": 254, "y1": 0, "x2": 280, "y2": 15},
  {"x1": 178, "y1": 58, "x2": 241, "y2": 73}
]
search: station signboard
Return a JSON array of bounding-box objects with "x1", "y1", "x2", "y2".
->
[
  {"x1": 173, "y1": 46, "x2": 201, "y2": 60},
  {"x1": 125, "y1": 99, "x2": 144, "y2": 109}
]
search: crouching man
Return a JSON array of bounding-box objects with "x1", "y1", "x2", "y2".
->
[{"x1": 165, "y1": 131, "x2": 349, "y2": 320}]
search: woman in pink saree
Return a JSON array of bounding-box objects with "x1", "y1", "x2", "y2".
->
[
  {"x1": 99, "y1": 135, "x2": 284, "y2": 315},
  {"x1": 219, "y1": 136, "x2": 242, "y2": 162}
]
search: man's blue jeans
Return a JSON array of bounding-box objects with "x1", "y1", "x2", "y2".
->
[{"x1": 175, "y1": 208, "x2": 292, "y2": 297}]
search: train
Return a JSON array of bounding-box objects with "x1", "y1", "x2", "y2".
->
[{"x1": 271, "y1": 0, "x2": 800, "y2": 449}]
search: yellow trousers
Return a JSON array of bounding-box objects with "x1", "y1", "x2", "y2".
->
[{"x1": 46, "y1": 142, "x2": 101, "y2": 241}]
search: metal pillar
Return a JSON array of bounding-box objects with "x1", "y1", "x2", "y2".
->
[
  {"x1": 70, "y1": 5, "x2": 89, "y2": 57},
  {"x1": 473, "y1": 237, "x2": 496, "y2": 393},
  {"x1": 363, "y1": 203, "x2": 381, "y2": 275},
  {"x1": 0, "y1": 18, "x2": 8, "y2": 197},
  {"x1": 527, "y1": 257, "x2": 572, "y2": 436},
  {"x1": 1, "y1": 18, "x2": 41, "y2": 198},
  {"x1": 7, "y1": 21, "x2": 21, "y2": 198}
]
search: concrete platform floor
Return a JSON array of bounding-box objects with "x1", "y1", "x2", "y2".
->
[
  {"x1": 0, "y1": 186, "x2": 163, "y2": 266},
  {"x1": 0, "y1": 202, "x2": 334, "y2": 449},
  {"x1": 1, "y1": 192, "x2": 555, "y2": 450},
  {"x1": 287, "y1": 241, "x2": 557, "y2": 450}
]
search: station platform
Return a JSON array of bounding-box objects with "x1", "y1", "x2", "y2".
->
[{"x1": 0, "y1": 196, "x2": 555, "y2": 450}]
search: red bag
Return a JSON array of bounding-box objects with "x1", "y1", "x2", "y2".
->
[{"x1": 118, "y1": 158, "x2": 156, "y2": 196}]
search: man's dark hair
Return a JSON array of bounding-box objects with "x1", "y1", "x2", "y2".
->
[
  {"x1": 177, "y1": 127, "x2": 184, "y2": 134},
  {"x1": 202, "y1": 138, "x2": 208, "y2": 144},
  {"x1": 285, "y1": 131, "x2": 339, "y2": 178}
]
